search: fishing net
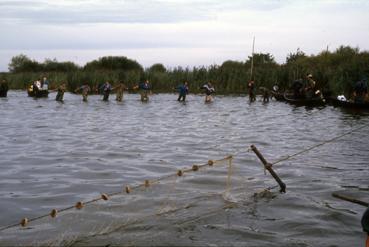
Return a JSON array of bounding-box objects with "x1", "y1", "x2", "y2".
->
[{"x1": 0, "y1": 154, "x2": 280, "y2": 246}]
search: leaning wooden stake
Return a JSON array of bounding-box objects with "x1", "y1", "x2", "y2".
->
[
  {"x1": 332, "y1": 192, "x2": 369, "y2": 207},
  {"x1": 250, "y1": 145, "x2": 286, "y2": 193}
]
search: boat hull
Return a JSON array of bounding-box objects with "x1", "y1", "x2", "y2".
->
[
  {"x1": 283, "y1": 93, "x2": 325, "y2": 106},
  {"x1": 28, "y1": 89, "x2": 49, "y2": 98},
  {"x1": 0, "y1": 90, "x2": 7, "y2": 97},
  {"x1": 330, "y1": 98, "x2": 369, "y2": 110}
]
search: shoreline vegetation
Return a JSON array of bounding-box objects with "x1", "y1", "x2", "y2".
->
[{"x1": 1, "y1": 45, "x2": 368, "y2": 96}]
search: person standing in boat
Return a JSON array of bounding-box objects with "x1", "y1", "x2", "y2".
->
[
  {"x1": 353, "y1": 78, "x2": 368, "y2": 103},
  {"x1": 33, "y1": 79, "x2": 42, "y2": 94},
  {"x1": 100, "y1": 81, "x2": 113, "y2": 101},
  {"x1": 271, "y1": 83, "x2": 283, "y2": 100},
  {"x1": 248, "y1": 80, "x2": 256, "y2": 102},
  {"x1": 200, "y1": 82, "x2": 215, "y2": 103},
  {"x1": 115, "y1": 81, "x2": 128, "y2": 102},
  {"x1": 55, "y1": 83, "x2": 66, "y2": 102},
  {"x1": 75, "y1": 84, "x2": 91, "y2": 102},
  {"x1": 0, "y1": 79, "x2": 9, "y2": 97},
  {"x1": 41, "y1": 77, "x2": 49, "y2": 90},
  {"x1": 291, "y1": 79, "x2": 304, "y2": 98},
  {"x1": 176, "y1": 81, "x2": 189, "y2": 102},
  {"x1": 305, "y1": 74, "x2": 317, "y2": 99}
]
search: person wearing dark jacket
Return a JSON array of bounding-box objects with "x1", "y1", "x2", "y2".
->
[
  {"x1": 248, "y1": 80, "x2": 256, "y2": 102},
  {"x1": 292, "y1": 79, "x2": 304, "y2": 98},
  {"x1": 0, "y1": 79, "x2": 8, "y2": 97},
  {"x1": 176, "y1": 81, "x2": 189, "y2": 102},
  {"x1": 100, "y1": 81, "x2": 112, "y2": 101},
  {"x1": 135, "y1": 80, "x2": 151, "y2": 102},
  {"x1": 354, "y1": 78, "x2": 368, "y2": 103}
]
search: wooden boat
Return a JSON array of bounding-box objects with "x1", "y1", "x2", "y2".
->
[
  {"x1": 330, "y1": 97, "x2": 369, "y2": 109},
  {"x1": 270, "y1": 91, "x2": 285, "y2": 101},
  {"x1": 0, "y1": 89, "x2": 8, "y2": 97},
  {"x1": 27, "y1": 86, "x2": 49, "y2": 98},
  {"x1": 283, "y1": 92, "x2": 325, "y2": 106}
]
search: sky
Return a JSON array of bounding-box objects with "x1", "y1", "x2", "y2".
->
[{"x1": 0, "y1": 0, "x2": 369, "y2": 71}]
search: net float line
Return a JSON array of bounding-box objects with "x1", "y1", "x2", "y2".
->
[
  {"x1": 4, "y1": 121, "x2": 365, "y2": 232},
  {"x1": 0, "y1": 154, "x2": 235, "y2": 232}
]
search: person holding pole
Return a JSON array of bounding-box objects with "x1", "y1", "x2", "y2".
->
[{"x1": 248, "y1": 80, "x2": 256, "y2": 102}]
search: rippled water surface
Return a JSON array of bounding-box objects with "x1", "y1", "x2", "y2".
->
[{"x1": 0, "y1": 91, "x2": 368, "y2": 246}]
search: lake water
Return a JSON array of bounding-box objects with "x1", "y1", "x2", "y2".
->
[{"x1": 0, "y1": 91, "x2": 368, "y2": 246}]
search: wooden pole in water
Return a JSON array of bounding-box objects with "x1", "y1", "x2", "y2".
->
[
  {"x1": 250, "y1": 145, "x2": 286, "y2": 193},
  {"x1": 250, "y1": 36, "x2": 255, "y2": 81},
  {"x1": 332, "y1": 192, "x2": 369, "y2": 207}
]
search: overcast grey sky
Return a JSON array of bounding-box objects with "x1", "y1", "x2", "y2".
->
[{"x1": 0, "y1": 0, "x2": 368, "y2": 71}]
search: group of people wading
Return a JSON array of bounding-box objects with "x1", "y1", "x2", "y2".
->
[
  {"x1": 46, "y1": 80, "x2": 215, "y2": 103},
  {"x1": 55, "y1": 81, "x2": 131, "y2": 102},
  {"x1": 54, "y1": 80, "x2": 154, "y2": 103},
  {"x1": 3, "y1": 75, "x2": 368, "y2": 105}
]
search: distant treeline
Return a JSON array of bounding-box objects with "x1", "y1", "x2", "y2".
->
[{"x1": 1, "y1": 46, "x2": 369, "y2": 95}]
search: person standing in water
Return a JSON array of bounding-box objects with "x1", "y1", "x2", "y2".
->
[
  {"x1": 135, "y1": 80, "x2": 151, "y2": 102},
  {"x1": 115, "y1": 81, "x2": 128, "y2": 102},
  {"x1": 0, "y1": 79, "x2": 9, "y2": 97},
  {"x1": 100, "y1": 81, "x2": 112, "y2": 101},
  {"x1": 200, "y1": 82, "x2": 215, "y2": 103},
  {"x1": 55, "y1": 83, "x2": 66, "y2": 102},
  {"x1": 75, "y1": 84, "x2": 91, "y2": 102},
  {"x1": 176, "y1": 81, "x2": 189, "y2": 102},
  {"x1": 248, "y1": 80, "x2": 256, "y2": 102},
  {"x1": 259, "y1": 87, "x2": 270, "y2": 103}
]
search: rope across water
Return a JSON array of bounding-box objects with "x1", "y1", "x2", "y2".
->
[
  {"x1": 1, "y1": 122, "x2": 367, "y2": 232},
  {"x1": 270, "y1": 122, "x2": 369, "y2": 166}
]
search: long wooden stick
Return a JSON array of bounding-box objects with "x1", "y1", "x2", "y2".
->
[
  {"x1": 250, "y1": 36, "x2": 255, "y2": 81},
  {"x1": 250, "y1": 145, "x2": 286, "y2": 193},
  {"x1": 332, "y1": 192, "x2": 369, "y2": 207}
]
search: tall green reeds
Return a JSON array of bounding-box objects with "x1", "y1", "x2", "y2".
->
[{"x1": 3, "y1": 46, "x2": 369, "y2": 96}]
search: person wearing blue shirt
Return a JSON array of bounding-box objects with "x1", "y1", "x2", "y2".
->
[
  {"x1": 42, "y1": 77, "x2": 49, "y2": 90},
  {"x1": 136, "y1": 80, "x2": 151, "y2": 102},
  {"x1": 176, "y1": 81, "x2": 189, "y2": 102}
]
